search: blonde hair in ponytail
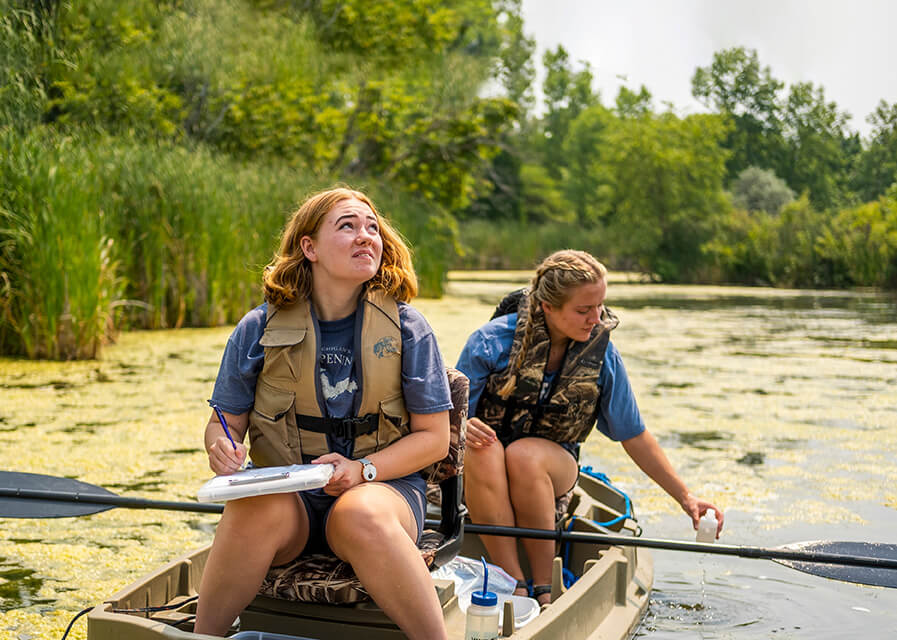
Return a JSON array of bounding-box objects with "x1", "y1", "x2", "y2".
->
[{"x1": 497, "y1": 250, "x2": 607, "y2": 399}]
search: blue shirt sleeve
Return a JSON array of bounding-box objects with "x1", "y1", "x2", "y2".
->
[
  {"x1": 595, "y1": 341, "x2": 646, "y2": 441},
  {"x1": 398, "y1": 303, "x2": 453, "y2": 414},
  {"x1": 209, "y1": 303, "x2": 267, "y2": 415},
  {"x1": 455, "y1": 313, "x2": 516, "y2": 415}
]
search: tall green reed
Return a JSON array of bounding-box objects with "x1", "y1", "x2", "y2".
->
[
  {"x1": 451, "y1": 219, "x2": 618, "y2": 271},
  {"x1": 0, "y1": 2, "x2": 49, "y2": 133},
  {"x1": 0, "y1": 131, "x2": 122, "y2": 359},
  {"x1": 91, "y1": 137, "x2": 319, "y2": 330},
  {"x1": 0, "y1": 127, "x2": 456, "y2": 358}
]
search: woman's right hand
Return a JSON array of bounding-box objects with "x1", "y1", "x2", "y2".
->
[
  {"x1": 467, "y1": 416, "x2": 498, "y2": 449},
  {"x1": 208, "y1": 437, "x2": 247, "y2": 475}
]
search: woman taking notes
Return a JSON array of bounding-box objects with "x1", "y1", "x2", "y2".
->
[
  {"x1": 194, "y1": 187, "x2": 452, "y2": 639},
  {"x1": 457, "y1": 249, "x2": 724, "y2": 605}
]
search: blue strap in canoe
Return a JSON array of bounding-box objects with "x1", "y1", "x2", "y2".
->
[{"x1": 562, "y1": 466, "x2": 634, "y2": 586}]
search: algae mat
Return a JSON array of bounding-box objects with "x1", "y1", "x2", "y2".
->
[{"x1": 1, "y1": 276, "x2": 896, "y2": 639}]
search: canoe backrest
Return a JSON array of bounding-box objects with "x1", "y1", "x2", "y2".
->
[{"x1": 422, "y1": 367, "x2": 468, "y2": 485}]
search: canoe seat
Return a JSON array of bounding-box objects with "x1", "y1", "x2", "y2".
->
[{"x1": 257, "y1": 367, "x2": 469, "y2": 605}]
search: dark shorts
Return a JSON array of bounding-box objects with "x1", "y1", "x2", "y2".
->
[
  {"x1": 297, "y1": 474, "x2": 426, "y2": 555},
  {"x1": 497, "y1": 430, "x2": 581, "y2": 461}
]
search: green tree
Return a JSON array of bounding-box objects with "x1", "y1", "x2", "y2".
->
[
  {"x1": 540, "y1": 45, "x2": 600, "y2": 178},
  {"x1": 817, "y1": 197, "x2": 897, "y2": 287},
  {"x1": 852, "y1": 100, "x2": 897, "y2": 202},
  {"x1": 780, "y1": 82, "x2": 854, "y2": 210},
  {"x1": 562, "y1": 104, "x2": 614, "y2": 224},
  {"x1": 614, "y1": 85, "x2": 652, "y2": 119},
  {"x1": 692, "y1": 47, "x2": 785, "y2": 179},
  {"x1": 495, "y1": 0, "x2": 535, "y2": 116},
  {"x1": 308, "y1": 0, "x2": 498, "y2": 61},
  {"x1": 605, "y1": 113, "x2": 731, "y2": 281}
]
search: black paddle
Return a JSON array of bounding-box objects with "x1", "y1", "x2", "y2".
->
[{"x1": 2, "y1": 471, "x2": 895, "y2": 588}]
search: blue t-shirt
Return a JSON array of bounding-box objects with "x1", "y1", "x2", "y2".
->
[
  {"x1": 210, "y1": 301, "x2": 453, "y2": 468},
  {"x1": 455, "y1": 312, "x2": 645, "y2": 449}
]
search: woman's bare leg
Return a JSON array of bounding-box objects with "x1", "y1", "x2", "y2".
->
[
  {"x1": 194, "y1": 492, "x2": 310, "y2": 636},
  {"x1": 464, "y1": 441, "x2": 528, "y2": 591},
  {"x1": 506, "y1": 438, "x2": 578, "y2": 603},
  {"x1": 326, "y1": 483, "x2": 448, "y2": 640}
]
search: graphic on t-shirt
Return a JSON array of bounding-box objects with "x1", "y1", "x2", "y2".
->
[
  {"x1": 320, "y1": 370, "x2": 358, "y2": 400},
  {"x1": 539, "y1": 371, "x2": 557, "y2": 404},
  {"x1": 319, "y1": 343, "x2": 357, "y2": 418}
]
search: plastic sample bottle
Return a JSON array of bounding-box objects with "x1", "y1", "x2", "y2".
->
[
  {"x1": 696, "y1": 509, "x2": 718, "y2": 543},
  {"x1": 465, "y1": 558, "x2": 500, "y2": 640}
]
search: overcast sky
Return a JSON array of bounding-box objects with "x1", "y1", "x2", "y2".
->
[{"x1": 520, "y1": 0, "x2": 896, "y2": 137}]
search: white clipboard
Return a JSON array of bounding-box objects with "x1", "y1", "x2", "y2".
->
[{"x1": 197, "y1": 464, "x2": 334, "y2": 502}]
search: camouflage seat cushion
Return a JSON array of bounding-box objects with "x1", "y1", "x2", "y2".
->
[
  {"x1": 258, "y1": 529, "x2": 444, "y2": 605},
  {"x1": 257, "y1": 368, "x2": 468, "y2": 605}
]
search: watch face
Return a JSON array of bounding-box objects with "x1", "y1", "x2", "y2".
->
[{"x1": 363, "y1": 463, "x2": 377, "y2": 482}]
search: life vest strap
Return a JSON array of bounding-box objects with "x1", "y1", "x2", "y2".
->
[
  {"x1": 480, "y1": 390, "x2": 566, "y2": 415},
  {"x1": 296, "y1": 414, "x2": 379, "y2": 440}
]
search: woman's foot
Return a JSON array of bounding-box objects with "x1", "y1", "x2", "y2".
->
[
  {"x1": 532, "y1": 584, "x2": 552, "y2": 607},
  {"x1": 513, "y1": 579, "x2": 529, "y2": 597}
]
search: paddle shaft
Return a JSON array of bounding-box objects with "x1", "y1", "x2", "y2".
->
[
  {"x1": 3, "y1": 485, "x2": 895, "y2": 573},
  {"x1": 0, "y1": 487, "x2": 224, "y2": 514},
  {"x1": 426, "y1": 520, "x2": 897, "y2": 571}
]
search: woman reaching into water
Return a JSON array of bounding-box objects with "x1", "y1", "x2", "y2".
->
[
  {"x1": 456, "y1": 249, "x2": 724, "y2": 605},
  {"x1": 194, "y1": 187, "x2": 452, "y2": 639}
]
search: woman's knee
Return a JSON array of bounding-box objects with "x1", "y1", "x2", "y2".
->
[
  {"x1": 326, "y1": 489, "x2": 408, "y2": 557},
  {"x1": 465, "y1": 442, "x2": 507, "y2": 482},
  {"x1": 504, "y1": 440, "x2": 547, "y2": 479},
  {"x1": 217, "y1": 493, "x2": 306, "y2": 548}
]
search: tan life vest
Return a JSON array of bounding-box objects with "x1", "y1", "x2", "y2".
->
[
  {"x1": 476, "y1": 291, "x2": 618, "y2": 445},
  {"x1": 246, "y1": 289, "x2": 409, "y2": 466}
]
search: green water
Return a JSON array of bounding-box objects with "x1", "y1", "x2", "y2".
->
[{"x1": 1, "y1": 275, "x2": 895, "y2": 639}]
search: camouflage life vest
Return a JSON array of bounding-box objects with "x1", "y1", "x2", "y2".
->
[
  {"x1": 476, "y1": 289, "x2": 618, "y2": 445},
  {"x1": 247, "y1": 289, "x2": 409, "y2": 466}
]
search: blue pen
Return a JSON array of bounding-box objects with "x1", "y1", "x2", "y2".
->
[{"x1": 212, "y1": 404, "x2": 238, "y2": 451}]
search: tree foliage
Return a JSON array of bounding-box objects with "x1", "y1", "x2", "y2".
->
[
  {"x1": 731, "y1": 166, "x2": 794, "y2": 215},
  {"x1": 852, "y1": 101, "x2": 897, "y2": 202},
  {"x1": 692, "y1": 47, "x2": 785, "y2": 178},
  {"x1": 4, "y1": 2, "x2": 897, "y2": 359},
  {"x1": 604, "y1": 113, "x2": 731, "y2": 281}
]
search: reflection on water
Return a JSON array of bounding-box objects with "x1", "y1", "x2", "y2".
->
[{"x1": 0, "y1": 277, "x2": 895, "y2": 639}]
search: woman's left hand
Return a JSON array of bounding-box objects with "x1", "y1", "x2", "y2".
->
[
  {"x1": 313, "y1": 453, "x2": 364, "y2": 496},
  {"x1": 681, "y1": 494, "x2": 725, "y2": 538}
]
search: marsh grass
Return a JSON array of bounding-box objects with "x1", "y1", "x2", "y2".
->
[
  {"x1": 0, "y1": 3, "x2": 48, "y2": 133},
  {"x1": 0, "y1": 132, "x2": 121, "y2": 359},
  {"x1": 0, "y1": 129, "x2": 306, "y2": 356},
  {"x1": 453, "y1": 218, "x2": 620, "y2": 270},
  {"x1": 0, "y1": 128, "x2": 455, "y2": 359}
]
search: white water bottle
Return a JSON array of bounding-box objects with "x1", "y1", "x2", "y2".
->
[
  {"x1": 696, "y1": 509, "x2": 718, "y2": 543},
  {"x1": 465, "y1": 558, "x2": 499, "y2": 640}
]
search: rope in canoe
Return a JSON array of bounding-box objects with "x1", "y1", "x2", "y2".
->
[{"x1": 561, "y1": 467, "x2": 634, "y2": 587}]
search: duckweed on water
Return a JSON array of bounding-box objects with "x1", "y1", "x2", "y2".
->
[{"x1": 1, "y1": 277, "x2": 896, "y2": 639}]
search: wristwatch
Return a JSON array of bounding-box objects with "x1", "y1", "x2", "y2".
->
[{"x1": 358, "y1": 457, "x2": 377, "y2": 482}]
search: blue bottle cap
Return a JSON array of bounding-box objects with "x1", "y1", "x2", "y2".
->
[{"x1": 470, "y1": 589, "x2": 498, "y2": 607}]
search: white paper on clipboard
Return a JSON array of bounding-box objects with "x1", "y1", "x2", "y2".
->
[{"x1": 197, "y1": 464, "x2": 334, "y2": 503}]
